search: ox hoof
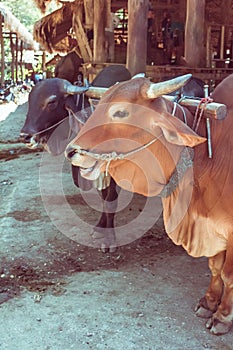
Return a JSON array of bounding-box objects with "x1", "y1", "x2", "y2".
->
[
  {"x1": 206, "y1": 316, "x2": 233, "y2": 335},
  {"x1": 195, "y1": 297, "x2": 214, "y2": 318},
  {"x1": 91, "y1": 227, "x2": 117, "y2": 253},
  {"x1": 101, "y1": 243, "x2": 117, "y2": 253}
]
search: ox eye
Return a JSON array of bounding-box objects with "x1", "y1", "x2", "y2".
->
[
  {"x1": 46, "y1": 95, "x2": 58, "y2": 110},
  {"x1": 109, "y1": 103, "x2": 130, "y2": 120},
  {"x1": 112, "y1": 110, "x2": 129, "y2": 118}
]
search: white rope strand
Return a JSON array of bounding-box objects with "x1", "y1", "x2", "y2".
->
[
  {"x1": 73, "y1": 136, "x2": 161, "y2": 176},
  {"x1": 32, "y1": 116, "x2": 69, "y2": 136}
]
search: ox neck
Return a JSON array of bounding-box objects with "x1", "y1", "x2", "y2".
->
[{"x1": 158, "y1": 147, "x2": 194, "y2": 198}]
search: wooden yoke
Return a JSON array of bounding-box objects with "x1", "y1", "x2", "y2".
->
[{"x1": 163, "y1": 95, "x2": 227, "y2": 120}]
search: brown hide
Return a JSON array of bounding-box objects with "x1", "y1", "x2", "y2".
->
[
  {"x1": 211, "y1": 73, "x2": 233, "y2": 109},
  {"x1": 54, "y1": 52, "x2": 83, "y2": 83}
]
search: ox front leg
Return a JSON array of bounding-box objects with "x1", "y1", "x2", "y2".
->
[
  {"x1": 195, "y1": 251, "x2": 225, "y2": 319},
  {"x1": 206, "y1": 235, "x2": 233, "y2": 335},
  {"x1": 91, "y1": 178, "x2": 119, "y2": 253}
]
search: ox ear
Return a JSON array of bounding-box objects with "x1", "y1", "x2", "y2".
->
[{"x1": 152, "y1": 111, "x2": 206, "y2": 147}]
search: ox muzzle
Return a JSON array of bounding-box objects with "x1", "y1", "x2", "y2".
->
[{"x1": 19, "y1": 132, "x2": 47, "y2": 149}]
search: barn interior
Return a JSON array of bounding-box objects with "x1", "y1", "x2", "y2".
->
[
  {"x1": 2, "y1": 0, "x2": 233, "y2": 86},
  {"x1": 30, "y1": 0, "x2": 233, "y2": 87}
]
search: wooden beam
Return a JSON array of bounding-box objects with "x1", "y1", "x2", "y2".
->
[
  {"x1": 126, "y1": 0, "x2": 148, "y2": 75},
  {"x1": 73, "y1": 16, "x2": 93, "y2": 62},
  {"x1": 72, "y1": 2, "x2": 92, "y2": 62},
  {"x1": 163, "y1": 95, "x2": 227, "y2": 120}
]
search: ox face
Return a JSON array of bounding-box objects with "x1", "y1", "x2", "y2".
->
[
  {"x1": 66, "y1": 75, "x2": 206, "y2": 196},
  {"x1": 20, "y1": 78, "x2": 88, "y2": 154}
]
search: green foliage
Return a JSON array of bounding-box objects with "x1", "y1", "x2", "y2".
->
[{"x1": 0, "y1": 0, "x2": 41, "y2": 32}]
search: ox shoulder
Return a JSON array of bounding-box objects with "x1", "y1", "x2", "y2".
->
[{"x1": 163, "y1": 95, "x2": 227, "y2": 120}]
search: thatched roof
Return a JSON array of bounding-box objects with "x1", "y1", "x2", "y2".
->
[
  {"x1": 0, "y1": 5, "x2": 38, "y2": 50},
  {"x1": 33, "y1": 0, "x2": 66, "y2": 13},
  {"x1": 32, "y1": 0, "x2": 126, "y2": 54},
  {"x1": 33, "y1": 1, "x2": 79, "y2": 53},
  {"x1": 32, "y1": 0, "x2": 126, "y2": 14}
]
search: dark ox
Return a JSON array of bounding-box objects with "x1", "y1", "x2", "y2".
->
[
  {"x1": 66, "y1": 74, "x2": 233, "y2": 335},
  {"x1": 164, "y1": 75, "x2": 206, "y2": 98},
  {"x1": 54, "y1": 51, "x2": 83, "y2": 83},
  {"x1": 20, "y1": 65, "x2": 131, "y2": 251}
]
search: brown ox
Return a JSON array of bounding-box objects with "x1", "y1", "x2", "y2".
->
[{"x1": 65, "y1": 74, "x2": 233, "y2": 335}]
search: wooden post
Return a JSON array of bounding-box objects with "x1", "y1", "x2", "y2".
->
[
  {"x1": 93, "y1": 0, "x2": 107, "y2": 62},
  {"x1": 220, "y1": 26, "x2": 225, "y2": 60},
  {"x1": 15, "y1": 35, "x2": 19, "y2": 82},
  {"x1": 0, "y1": 14, "x2": 4, "y2": 86},
  {"x1": 84, "y1": 0, "x2": 94, "y2": 30},
  {"x1": 10, "y1": 33, "x2": 15, "y2": 82},
  {"x1": 126, "y1": 0, "x2": 148, "y2": 76},
  {"x1": 184, "y1": 0, "x2": 205, "y2": 67},
  {"x1": 20, "y1": 41, "x2": 23, "y2": 80},
  {"x1": 105, "y1": 0, "x2": 111, "y2": 30},
  {"x1": 206, "y1": 25, "x2": 211, "y2": 68}
]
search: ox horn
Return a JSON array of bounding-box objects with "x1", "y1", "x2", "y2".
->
[
  {"x1": 84, "y1": 87, "x2": 108, "y2": 99},
  {"x1": 143, "y1": 74, "x2": 192, "y2": 99},
  {"x1": 62, "y1": 80, "x2": 89, "y2": 95}
]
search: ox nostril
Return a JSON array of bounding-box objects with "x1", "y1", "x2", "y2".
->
[{"x1": 66, "y1": 146, "x2": 77, "y2": 159}]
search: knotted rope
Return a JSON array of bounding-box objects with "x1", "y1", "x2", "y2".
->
[
  {"x1": 73, "y1": 136, "x2": 161, "y2": 176},
  {"x1": 192, "y1": 97, "x2": 213, "y2": 132}
]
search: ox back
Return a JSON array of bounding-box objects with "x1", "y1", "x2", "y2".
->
[{"x1": 162, "y1": 76, "x2": 206, "y2": 98}]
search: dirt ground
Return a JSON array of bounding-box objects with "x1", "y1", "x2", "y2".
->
[{"x1": 0, "y1": 101, "x2": 233, "y2": 350}]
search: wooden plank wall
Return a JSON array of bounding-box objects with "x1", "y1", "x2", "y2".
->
[{"x1": 81, "y1": 62, "x2": 233, "y2": 89}]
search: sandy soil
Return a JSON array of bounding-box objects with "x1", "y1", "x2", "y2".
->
[{"x1": 0, "y1": 102, "x2": 233, "y2": 350}]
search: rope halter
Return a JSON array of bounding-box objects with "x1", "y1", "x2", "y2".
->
[{"x1": 71, "y1": 136, "x2": 160, "y2": 176}]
